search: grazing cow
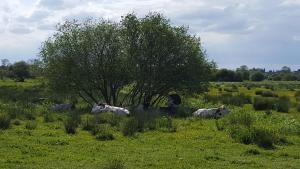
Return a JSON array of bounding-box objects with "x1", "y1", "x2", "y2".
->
[
  {"x1": 91, "y1": 103, "x2": 130, "y2": 116},
  {"x1": 51, "y1": 103, "x2": 75, "y2": 112},
  {"x1": 193, "y1": 105, "x2": 229, "y2": 118}
]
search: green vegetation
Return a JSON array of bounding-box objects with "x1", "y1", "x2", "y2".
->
[{"x1": 0, "y1": 79, "x2": 300, "y2": 169}]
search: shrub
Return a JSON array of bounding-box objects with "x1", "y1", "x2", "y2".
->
[
  {"x1": 130, "y1": 110, "x2": 161, "y2": 132},
  {"x1": 255, "y1": 90, "x2": 263, "y2": 95},
  {"x1": 297, "y1": 105, "x2": 300, "y2": 112},
  {"x1": 204, "y1": 93, "x2": 251, "y2": 107},
  {"x1": 6, "y1": 104, "x2": 26, "y2": 119},
  {"x1": 227, "y1": 111, "x2": 255, "y2": 128},
  {"x1": 224, "y1": 87, "x2": 238, "y2": 93},
  {"x1": 276, "y1": 97, "x2": 290, "y2": 113},
  {"x1": 215, "y1": 119, "x2": 226, "y2": 131},
  {"x1": 13, "y1": 119, "x2": 21, "y2": 126},
  {"x1": 175, "y1": 106, "x2": 193, "y2": 118},
  {"x1": 250, "y1": 72, "x2": 265, "y2": 82},
  {"x1": 255, "y1": 90, "x2": 278, "y2": 97},
  {"x1": 94, "y1": 124, "x2": 114, "y2": 141},
  {"x1": 229, "y1": 125, "x2": 254, "y2": 144},
  {"x1": 64, "y1": 114, "x2": 80, "y2": 134},
  {"x1": 103, "y1": 159, "x2": 125, "y2": 169},
  {"x1": 244, "y1": 149, "x2": 260, "y2": 155},
  {"x1": 0, "y1": 113, "x2": 11, "y2": 129},
  {"x1": 295, "y1": 91, "x2": 300, "y2": 98},
  {"x1": 81, "y1": 114, "x2": 96, "y2": 131},
  {"x1": 97, "y1": 113, "x2": 122, "y2": 127},
  {"x1": 121, "y1": 117, "x2": 139, "y2": 136},
  {"x1": 253, "y1": 128, "x2": 277, "y2": 149},
  {"x1": 24, "y1": 108, "x2": 36, "y2": 120},
  {"x1": 224, "y1": 94, "x2": 252, "y2": 106},
  {"x1": 44, "y1": 113, "x2": 55, "y2": 123},
  {"x1": 253, "y1": 97, "x2": 276, "y2": 110},
  {"x1": 25, "y1": 120, "x2": 37, "y2": 130},
  {"x1": 156, "y1": 116, "x2": 177, "y2": 132}
]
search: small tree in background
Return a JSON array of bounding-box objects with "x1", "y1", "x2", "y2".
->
[
  {"x1": 250, "y1": 72, "x2": 265, "y2": 82},
  {"x1": 9, "y1": 61, "x2": 30, "y2": 82}
]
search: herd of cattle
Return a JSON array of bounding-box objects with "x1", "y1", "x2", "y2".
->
[{"x1": 52, "y1": 103, "x2": 229, "y2": 119}]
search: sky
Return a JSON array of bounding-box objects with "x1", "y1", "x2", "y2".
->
[{"x1": 0, "y1": 0, "x2": 299, "y2": 70}]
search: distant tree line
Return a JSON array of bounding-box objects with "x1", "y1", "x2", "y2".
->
[
  {"x1": 0, "y1": 59, "x2": 43, "y2": 82},
  {"x1": 212, "y1": 65, "x2": 300, "y2": 82}
]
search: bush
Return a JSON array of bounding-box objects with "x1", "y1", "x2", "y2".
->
[
  {"x1": 94, "y1": 124, "x2": 114, "y2": 141},
  {"x1": 130, "y1": 110, "x2": 161, "y2": 132},
  {"x1": 103, "y1": 159, "x2": 125, "y2": 169},
  {"x1": 229, "y1": 125, "x2": 281, "y2": 149},
  {"x1": 244, "y1": 149, "x2": 260, "y2": 155},
  {"x1": 217, "y1": 110, "x2": 289, "y2": 149},
  {"x1": 97, "y1": 113, "x2": 122, "y2": 127},
  {"x1": 5, "y1": 104, "x2": 26, "y2": 119},
  {"x1": 297, "y1": 105, "x2": 300, "y2": 112},
  {"x1": 64, "y1": 114, "x2": 80, "y2": 134},
  {"x1": 253, "y1": 128, "x2": 277, "y2": 149},
  {"x1": 81, "y1": 114, "x2": 96, "y2": 131},
  {"x1": 295, "y1": 91, "x2": 300, "y2": 98},
  {"x1": 156, "y1": 116, "x2": 177, "y2": 132},
  {"x1": 251, "y1": 72, "x2": 265, "y2": 82},
  {"x1": 227, "y1": 111, "x2": 255, "y2": 128},
  {"x1": 229, "y1": 125, "x2": 254, "y2": 144},
  {"x1": 253, "y1": 97, "x2": 276, "y2": 110},
  {"x1": 25, "y1": 120, "x2": 37, "y2": 130},
  {"x1": 204, "y1": 93, "x2": 251, "y2": 107},
  {"x1": 255, "y1": 90, "x2": 278, "y2": 97},
  {"x1": 121, "y1": 118, "x2": 139, "y2": 136},
  {"x1": 44, "y1": 113, "x2": 55, "y2": 123},
  {"x1": 224, "y1": 87, "x2": 238, "y2": 93},
  {"x1": 174, "y1": 106, "x2": 193, "y2": 118},
  {"x1": 276, "y1": 97, "x2": 290, "y2": 113},
  {"x1": 13, "y1": 119, "x2": 21, "y2": 126},
  {"x1": 0, "y1": 113, "x2": 11, "y2": 129}
]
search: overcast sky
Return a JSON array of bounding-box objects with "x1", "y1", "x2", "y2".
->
[{"x1": 0, "y1": 0, "x2": 299, "y2": 70}]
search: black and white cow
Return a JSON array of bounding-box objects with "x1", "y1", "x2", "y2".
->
[
  {"x1": 91, "y1": 103, "x2": 130, "y2": 116},
  {"x1": 193, "y1": 105, "x2": 229, "y2": 118}
]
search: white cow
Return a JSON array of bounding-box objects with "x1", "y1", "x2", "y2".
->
[
  {"x1": 193, "y1": 105, "x2": 229, "y2": 118},
  {"x1": 91, "y1": 103, "x2": 130, "y2": 116}
]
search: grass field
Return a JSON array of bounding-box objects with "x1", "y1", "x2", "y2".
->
[{"x1": 0, "y1": 79, "x2": 300, "y2": 169}]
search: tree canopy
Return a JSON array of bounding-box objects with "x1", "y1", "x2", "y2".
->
[{"x1": 40, "y1": 13, "x2": 214, "y2": 107}]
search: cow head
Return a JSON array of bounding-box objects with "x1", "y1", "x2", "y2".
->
[{"x1": 215, "y1": 105, "x2": 229, "y2": 118}]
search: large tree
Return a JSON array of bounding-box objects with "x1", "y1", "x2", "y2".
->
[
  {"x1": 121, "y1": 13, "x2": 214, "y2": 108},
  {"x1": 41, "y1": 13, "x2": 213, "y2": 107},
  {"x1": 41, "y1": 20, "x2": 130, "y2": 106}
]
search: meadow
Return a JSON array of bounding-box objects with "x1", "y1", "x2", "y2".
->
[{"x1": 0, "y1": 79, "x2": 300, "y2": 169}]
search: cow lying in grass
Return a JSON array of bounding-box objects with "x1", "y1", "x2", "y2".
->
[
  {"x1": 91, "y1": 103, "x2": 130, "y2": 116},
  {"x1": 193, "y1": 105, "x2": 229, "y2": 118}
]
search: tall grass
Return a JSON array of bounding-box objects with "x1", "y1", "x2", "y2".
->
[{"x1": 216, "y1": 109, "x2": 298, "y2": 149}]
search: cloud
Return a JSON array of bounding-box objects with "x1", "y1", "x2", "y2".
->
[
  {"x1": 293, "y1": 36, "x2": 300, "y2": 41},
  {"x1": 17, "y1": 10, "x2": 50, "y2": 23},
  {"x1": 0, "y1": 0, "x2": 299, "y2": 70},
  {"x1": 38, "y1": 0, "x2": 65, "y2": 10},
  {"x1": 9, "y1": 25, "x2": 33, "y2": 34},
  {"x1": 280, "y1": 0, "x2": 300, "y2": 6}
]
